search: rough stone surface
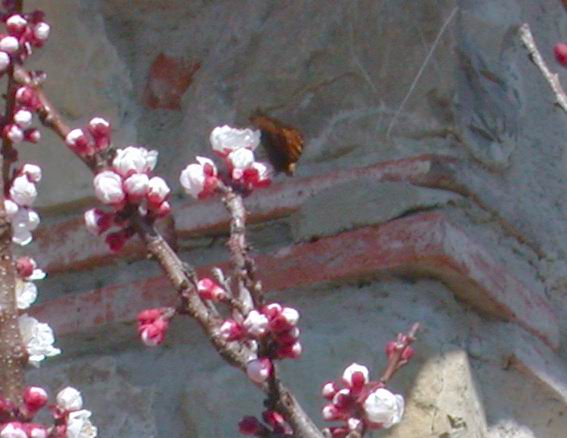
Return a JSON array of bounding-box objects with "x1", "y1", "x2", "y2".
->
[{"x1": 12, "y1": 0, "x2": 567, "y2": 437}]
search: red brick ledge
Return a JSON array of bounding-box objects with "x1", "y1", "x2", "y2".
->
[
  {"x1": 34, "y1": 154, "x2": 455, "y2": 274},
  {"x1": 31, "y1": 212, "x2": 558, "y2": 349}
]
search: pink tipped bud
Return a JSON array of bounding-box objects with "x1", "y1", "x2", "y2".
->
[
  {"x1": 262, "y1": 303, "x2": 282, "y2": 320},
  {"x1": 15, "y1": 256, "x2": 35, "y2": 278},
  {"x1": 105, "y1": 230, "x2": 128, "y2": 252},
  {"x1": 4, "y1": 123, "x2": 23, "y2": 143},
  {"x1": 123, "y1": 173, "x2": 149, "y2": 202},
  {"x1": 277, "y1": 341, "x2": 302, "y2": 359},
  {"x1": 66, "y1": 128, "x2": 93, "y2": 156},
  {"x1": 0, "y1": 35, "x2": 19, "y2": 53},
  {"x1": 342, "y1": 363, "x2": 369, "y2": 391},
  {"x1": 147, "y1": 177, "x2": 170, "y2": 205},
  {"x1": 197, "y1": 278, "x2": 226, "y2": 301},
  {"x1": 219, "y1": 319, "x2": 243, "y2": 341},
  {"x1": 401, "y1": 346, "x2": 414, "y2": 362},
  {"x1": 21, "y1": 163, "x2": 41, "y2": 182},
  {"x1": 322, "y1": 381, "x2": 339, "y2": 400},
  {"x1": 23, "y1": 128, "x2": 40, "y2": 143},
  {"x1": 84, "y1": 208, "x2": 113, "y2": 236},
  {"x1": 322, "y1": 404, "x2": 341, "y2": 421},
  {"x1": 332, "y1": 389, "x2": 353, "y2": 410},
  {"x1": 137, "y1": 308, "x2": 165, "y2": 326},
  {"x1": 6, "y1": 15, "x2": 27, "y2": 35},
  {"x1": 238, "y1": 416, "x2": 263, "y2": 436},
  {"x1": 87, "y1": 117, "x2": 111, "y2": 151},
  {"x1": 246, "y1": 358, "x2": 272, "y2": 383},
  {"x1": 554, "y1": 43, "x2": 567, "y2": 67},
  {"x1": 243, "y1": 310, "x2": 269, "y2": 337},
  {"x1": 15, "y1": 86, "x2": 37, "y2": 108},
  {"x1": 262, "y1": 410, "x2": 291, "y2": 434},
  {"x1": 33, "y1": 22, "x2": 50, "y2": 41},
  {"x1": 151, "y1": 200, "x2": 171, "y2": 218},
  {"x1": 23, "y1": 386, "x2": 48, "y2": 413},
  {"x1": 139, "y1": 318, "x2": 169, "y2": 347}
]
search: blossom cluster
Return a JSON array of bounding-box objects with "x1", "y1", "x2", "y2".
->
[
  {"x1": 179, "y1": 125, "x2": 271, "y2": 198},
  {"x1": 5, "y1": 164, "x2": 41, "y2": 246},
  {"x1": 0, "y1": 386, "x2": 97, "y2": 438},
  {"x1": 321, "y1": 363, "x2": 405, "y2": 437},
  {"x1": 83, "y1": 142, "x2": 171, "y2": 252},
  {"x1": 0, "y1": 10, "x2": 49, "y2": 73}
]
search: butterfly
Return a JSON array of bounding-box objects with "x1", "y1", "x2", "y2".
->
[{"x1": 249, "y1": 113, "x2": 304, "y2": 176}]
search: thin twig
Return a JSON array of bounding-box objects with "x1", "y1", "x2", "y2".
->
[
  {"x1": 519, "y1": 23, "x2": 567, "y2": 113},
  {"x1": 386, "y1": 6, "x2": 457, "y2": 138},
  {"x1": 380, "y1": 323, "x2": 419, "y2": 383}
]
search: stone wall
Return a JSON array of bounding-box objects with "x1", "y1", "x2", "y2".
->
[{"x1": 19, "y1": 0, "x2": 567, "y2": 436}]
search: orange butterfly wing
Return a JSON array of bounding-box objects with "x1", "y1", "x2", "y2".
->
[{"x1": 249, "y1": 114, "x2": 304, "y2": 176}]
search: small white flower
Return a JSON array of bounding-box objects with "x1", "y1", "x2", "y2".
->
[
  {"x1": 0, "y1": 423, "x2": 27, "y2": 438},
  {"x1": 342, "y1": 363, "x2": 369, "y2": 387},
  {"x1": 56, "y1": 387, "x2": 83, "y2": 412},
  {"x1": 228, "y1": 147, "x2": 255, "y2": 171},
  {"x1": 246, "y1": 358, "x2": 272, "y2": 384},
  {"x1": 6, "y1": 124, "x2": 23, "y2": 144},
  {"x1": 363, "y1": 388, "x2": 404, "y2": 428},
  {"x1": 66, "y1": 409, "x2": 97, "y2": 438},
  {"x1": 14, "y1": 109, "x2": 33, "y2": 129},
  {"x1": 210, "y1": 125, "x2": 261, "y2": 155},
  {"x1": 4, "y1": 199, "x2": 18, "y2": 217},
  {"x1": 112, "y1": 146, "x2": 158, "y2": 176},
  {"x1": 123, "y1": 173, "x2": 149, "y2": 199},
  {"x1": 18, "y1": 315, "x2": 61, "y2": 367},
  {"x1": 22, "y1": 164, "x2": 42, "y2": 183},
  {"x1": 0, "y1": 51, "x2": 10, "y2": 71},
  {"x1": 11, "y1": 208, "x2": 40, "y2": 246},
  {"x1": 179, "y1": 156, "x2": 217, "y2": 199},
  {"x1": 6, "y1": 15, "x2": 27, "y2": 30},
  {"x1": 10, "y1": 175, "x2": 37, "y2": 207},
  {"x1": 243, "y1": 310, "x2": 269, "y2": 337},
  {"x1": 15, "y1": 279, "x2": 37, "y2": 309},
  {"x1": 147, "y1": 176, "x2": 170, "y2": 204},
  {"x1": 93, "y1": 171, "x2": 124, "y2": 205},
  {"x1": 0, "y1": 36, "x2": 19, "y2": 53},
  {"x1": 33, "y1": 22, "x2": 50, "y2": 41}
]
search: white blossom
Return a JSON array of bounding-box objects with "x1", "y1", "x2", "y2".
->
[
  {"x1": 66, "y1": 409, "x2": 97, "y2": 438},
  {"x1": 179, "y1": 156, "x2": 217, "y2": 199},
  {"x1": 210, "y1": 125, "x2": 260, "y2": 155},
  {"x1": 243, "y1": 310, "x2": 269, "y2": 337},
  {"x1": 228, "y1": 147, "x2": 255, "y2": 171},
  {"x1": 112, "y1": 146, "x2": 158, "y2": 176},
  {"x1": 33, "y1": 22, "x2": 50, "y2": 41},
  {"x1": 10, "y1": 174, "x2": 37, "y2": 206},
  {"x1": 93, "y1": 171, "x2": 124, "y2": 205},
  {"x1": 18, "y1": 315, "x2": 61, "y2": 367},
  {"x1": 123, "y1": 173, "x2": 149, "y2": 199},
  {"x1": 147, "y1": 176, "x2": 170, "y2": 204},
  {"x1": 15, "y1": 279, "x2": 37, "y2": 309},
  {"x1": 22, "y1": 164, "x2": 42, "y2": 183},
  {"x1": 0, "y1": 423, "x2": 27, "y2": 438},
  {"x1": 363, "y1": 388, "x2": 404, "y2": 428},
  {"x1": 56, "y1": 387, "x2": 83, "y2": 412},
  {"x1": 0, "y1": 36, "x2": 19, "y2": 53},
  {"x1": 11, "y1": 208, "x2": 40, "y2": 246},
  {"x1": 14, "y1": 109, "x2": 33, "y2": 129}
]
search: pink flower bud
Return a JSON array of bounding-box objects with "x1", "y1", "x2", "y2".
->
[
  {"x1": 246, "y1": 358, "x2": 272, "y2": 383},
  {"x1": 342, "y1": 363, "x2": 369, "y2": 390},
  {"x1": 23, "y1": 386, "x2": 48, "y2": 413},
  {"x1": 23, "y1": 128, "x2": 41, "y2": 144},
  {"x1": 87, "y1": 117, "x2": 111, "y2": 151},
  {"x1": 219, "y1": 319, "x2": 243, "y2": 341},
  {"x1": 84, "y1": 208, "x2": 113, "y2": 235},
  {"x1": 269, "y1": 307, "x2": 299, "y2": 332},
  {"x1": 6, "y1": 15, "x2": 27, "y2": 35},
  {"x1": 15, "y1": 256, "x2": 35, "y2": 278},
  {"x1": 123, "y1": 173, "x2": 149, "y2": 202},
  {"x1": 555, "y1": 43, "x2": 567, "y2": 67},
  {"x1": 322, "y1": 381, "x2": 339, "y2": 400},
  {"x1": 150, "y1": 200, "x2": 171, "y2": 218},
  {"x1": 238, "y1": 416, "x2": 263, "y2": 435},
  {"x1": 197, "y1": 278, "x2": 226, "y2": 301},
  {"x1": 273, "y1": 327, "x2": 300, "y2": 345},
  {"x1": 137, "y1": 308, "x2": 164, "y2": 326},
  {"x1": 14, "y1": 109, "x2": 32, "y2": 129},
  {"x1": 332, "y1": 389, "x2": 353, "y2": 410},
  {"x1": 4, "y1": 124, "x2": 23, "y2": 143},
  {"x1": 147, "y1": 176, "x2": 170, "y2": 204},
  {"x1": 262, "y1": 303, "x2": 282, "y2": 319},
  {"x1": 21, "y1": 164, "x2": 41, "y2": 182},
  {"x1": 93, "y1": 171, "x2": 125, "y2": 205},
  {"x1": 322, "y1": 404, "x2": 341, "y2": 421},
  {"x1": 139, "y1": 318, "x2": 169, "y2": 347},
  {"x1": 0, "y1": 51, "x2": 10, "y2": 71},
  {"x1": 262, "y1": 410, "x2": 291, "y2": 434},
  {"x1": 33, "y1": 22, "x2": 49, "y2": 41},
  {"x1": 277, "y1": 341, "x2": 302, "y2": 359},
  {"x1": 10, "y1": 174, "x2": 37, "y2": 206},
  {"x1": 15, "y1": 86, "x2": 37, "y2": 108},
  {"x1": 0, "y1": 36, "x2": 19, "y2": 53},
  {"x1": 105, "y1": 230, "x2": 128, "y2": 252},
  {"x1": 179, "y1": 156, "x2": 218, "y2": 199},
  {"x1": 242, "y1": 161, "x2": 272, "y2": 188},
  {"x1": 66, "y1": 128, "x2": 93, "y2": 156}
]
